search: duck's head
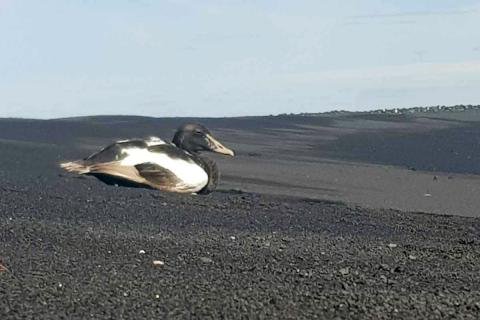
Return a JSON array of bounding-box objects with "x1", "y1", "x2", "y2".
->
[{"x1": 172, "y1": 123, "x2": 235, "y2": 156}]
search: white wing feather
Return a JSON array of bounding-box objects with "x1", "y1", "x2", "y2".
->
[{"x1": 120, "y1": 148, "x2": 208, "y2": 189}]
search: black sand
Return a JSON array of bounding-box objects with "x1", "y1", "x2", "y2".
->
[{"x1": 1, "y1": 111, "x2": 480, "y2": 319}]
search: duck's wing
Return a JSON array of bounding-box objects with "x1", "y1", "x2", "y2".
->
[
  {"x1": 86, "y1": 161, "x2": 189, "y2": 192},
  {"x1": 87, "y1": 161, "x2": 147, "y2": 185},
  {"x1": 134, "y1": 162, "x2": 194, "y2": 192},
  {"x1": 83, "y1": 137, "x2": 166, "y2": 164},
  {"x1": 62, "y1": 137, "x2": 166, "y2": 175},
  {"x1": 126, "y1": 145, "x2": 208, "y2": 193}
]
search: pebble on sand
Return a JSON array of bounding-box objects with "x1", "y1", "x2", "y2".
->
[
  {"x1": 339, "y1": 267, "x2": 350, "y2": 275},
  {"x1": 200, "y1": 257, "x2": 214, "y2": 264},
  {"x1": 153, "y1": 260, "x2": 165, "y2": 266}
]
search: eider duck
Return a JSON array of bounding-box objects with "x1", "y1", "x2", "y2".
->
[{"x1": 60, "y1": 124, "x2": 234, "y2": 194}]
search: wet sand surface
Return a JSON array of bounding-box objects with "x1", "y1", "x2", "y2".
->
[{"x1": 1, "y1": 111, "x2": 480, "y2": 319}]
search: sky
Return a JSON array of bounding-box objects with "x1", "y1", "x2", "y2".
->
[{"x1": 1, "y1": 0, "x2": 480, "y2": 119}]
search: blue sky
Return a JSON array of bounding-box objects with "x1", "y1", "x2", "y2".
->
[{"x1": 1, "y1": 0, "x2": 479, "y2": 118}]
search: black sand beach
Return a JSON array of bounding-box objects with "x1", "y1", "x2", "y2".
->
[{"x1": 1, "y1": 110, "x2": 480, "y2": 319}]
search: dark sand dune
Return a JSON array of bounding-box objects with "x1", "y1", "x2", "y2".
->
[
  {"x1": 1, "y1": 111, "x2": 480, "y2": 319},
  {"x1": 4, "y1": 110, "x2": 479, "y2": 215}
]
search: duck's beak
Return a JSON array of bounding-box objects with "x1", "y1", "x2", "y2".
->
[{"x1": 206, "y1": 134, "x2": 235, "y2": 156}]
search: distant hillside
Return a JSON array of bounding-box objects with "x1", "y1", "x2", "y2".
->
[{"x1": 276, "y1": 104, "x2": 480, "y2": 117}]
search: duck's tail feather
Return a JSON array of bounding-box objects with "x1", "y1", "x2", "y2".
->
[{"x1": 60, "y1": 161, "x2": 91, "y2": 174}]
